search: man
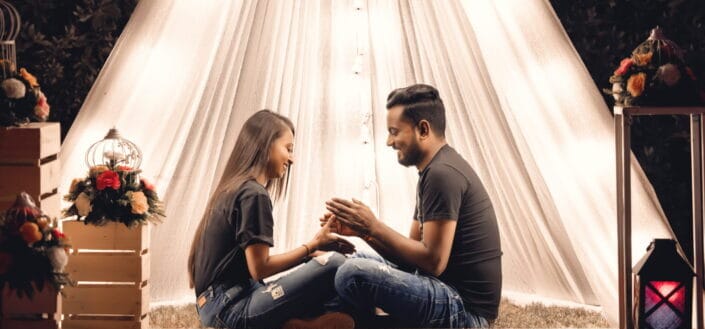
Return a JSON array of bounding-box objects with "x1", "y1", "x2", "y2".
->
[{"x1": 325, "y1": 84, "x2": 502, "y2": 328}]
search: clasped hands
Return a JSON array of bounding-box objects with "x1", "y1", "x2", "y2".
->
[
  {"x1": 311, "y1": 198, "x2": 378, "y2": 255},
  {"x1": 321, "y1": 198, "x2": 378, "y2": 240}
]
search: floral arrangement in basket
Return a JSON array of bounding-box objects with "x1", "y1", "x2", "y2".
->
[
  {"x1": 0, "y1": 60, "x2": 51, "y2": 126},
  {"x1": 606, "y1": 27, "x2": 705, "y2": 107},
  {"x1": 63, "y1": 128, "x2": 165, "y2": 227},
  {"x1": 0, "y1": 192, "x2": 71, "y2": 298}
]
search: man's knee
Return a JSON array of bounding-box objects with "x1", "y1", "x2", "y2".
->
[{"x1": 334, "y1": 258, "x2": 383, "y2": 295}]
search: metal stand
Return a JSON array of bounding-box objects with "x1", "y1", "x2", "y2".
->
[{"x1": 615, "y1": 106, "x2": 705, "y2": 329}]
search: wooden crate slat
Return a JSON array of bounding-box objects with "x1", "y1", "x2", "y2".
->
[
  {"x1": 0, "y1": 122, "x2": 61, "y2": 164},
  {"x1": 66, "y1": 252, "x2": 149, "y2": 282},
  {"x1": 61, "y1": 221, "x2": 149, "y2": 251},
  {"x1": 0, "y1": 319, "x2": 59, "y2": 329},
  {"x1": 62, "y1": 284, "x2": 148, "y2": 316},
  {"x1": 2, "y1": 283, "x2": 60, "y2": 315},
  {"x1": 38, "y1": 192, "x2": 61, "y2": 219},
  {"x1": 0, "y1": 159, "x2": 60, "y2": 200}
]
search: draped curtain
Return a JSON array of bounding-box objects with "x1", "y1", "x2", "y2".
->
[{"x1": 59, "y1": 1, "x2": 673, "y2": 325}]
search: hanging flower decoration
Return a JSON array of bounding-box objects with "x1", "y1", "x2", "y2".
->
[
  {"x1": 0, "y1": 192, "x2": 71, "y2": 298},
  {"x1": 63, "y1": 129, "x2": 165, "y2": 227},
  {"x1": 606, "y1": 27, "x2": 705, "y2": 106},
  {"x1": 0, "y1": 63, "x2": 51, "y2": 126}
]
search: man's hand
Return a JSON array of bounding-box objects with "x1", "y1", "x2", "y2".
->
[
  {"x1": 319, "y1": 212, "x2": 358, "y2": 236},
  {"x1": 325, "y1": 198, "x2": 378, "y2": 238}
]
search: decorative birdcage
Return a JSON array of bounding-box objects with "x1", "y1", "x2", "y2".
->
[
  {"x1": 85, "y1": 128, "x2": 143, "y2": 169},
  {"x1": 0, "y1": 1, "x2": 21, "y2": 80}
]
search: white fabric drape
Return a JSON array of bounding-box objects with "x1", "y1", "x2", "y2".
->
[{"x1": 59, "y1": 0, "x2": 673, "y2": 325}]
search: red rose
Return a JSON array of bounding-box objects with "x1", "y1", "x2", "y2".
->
[
  {"x1": 614, "y1": 58, "x2": 634, "y2": 76},
  {"x1": 96, "y1": 170, "x2": 121, "y2": 190},
  {"x1": 51, "y1": 228, "x2": 66, "y2": 239},
  {"x1": 141, "y1": 178, "x2": 155, "y2": 191}
]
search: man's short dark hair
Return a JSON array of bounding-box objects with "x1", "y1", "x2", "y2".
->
[{"x1": 386, "y1": 84, "x2": 446, "y2": 137}]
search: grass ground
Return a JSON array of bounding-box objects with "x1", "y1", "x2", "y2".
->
[{"x1": 149, "y1": 298, "x2": 611, "y2": 328}]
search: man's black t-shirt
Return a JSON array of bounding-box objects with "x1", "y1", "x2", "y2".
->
[
  {"x1": 413, "y1": 145, "x2": 502, "y2": 320},
  {"x1": 194, "y1": 179, "x2": 274, "y2": 296}
]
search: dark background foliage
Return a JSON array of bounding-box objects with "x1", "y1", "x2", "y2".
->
[
  {"x1": 11, "y1": 0, "x2": 137, "y2": 137},
  {"x1": 550, "y1": 0, "x2": 705, "y2": 260},
  {"x1": 8, "y1": 0, "x2": 705, "y2": 259}
]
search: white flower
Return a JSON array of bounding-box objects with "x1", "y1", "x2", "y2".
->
[
  {"x1": 75, "y1": 192, "x2": 92, "y2": 217},
  {"x1": 656, "y1": 63, "x2": 681, "y2": 87},
  {"x1": 48, "y1": 247, "x2": 69, "y2": 272},
  {"x1": 1, "y1": 78, "x2": 26, "y2": 99},
  {"x1": 612, "y1": 83, "x2": 624, "y2": 101}
]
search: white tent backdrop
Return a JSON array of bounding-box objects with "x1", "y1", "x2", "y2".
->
[{"x1": 58, "y1": 0, "x2": 674, "y2": 325}]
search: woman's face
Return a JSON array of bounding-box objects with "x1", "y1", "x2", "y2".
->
[{"x1": 267, "y1": 128, "x2": 294, "y2": 179}]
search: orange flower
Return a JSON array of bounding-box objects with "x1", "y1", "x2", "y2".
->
[
  {"x1": 633, "y1": 52, "x2": 653, "y2": 66},
  {"x1": 19, "y1": 68, "x2": 39, "y2": 88},
  {"x1": 129, "y1": 191, "x2": 149, "y2": 214},
  {"x1": 36, "y1": 216, "x2": 49, "y2": 230},
  {"x1": 627, "y1": 73, "x2": 647, "y2": 97},
  {"x1": 19, "y1": 222, "x2": 42, "y2": 244}
]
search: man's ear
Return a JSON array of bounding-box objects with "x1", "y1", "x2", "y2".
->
[{"x1": 417, "y1": 120, "x2": 431, "y2": 138}]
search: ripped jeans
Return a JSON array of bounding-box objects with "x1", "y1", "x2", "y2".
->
[
  {"x1": 334, "y1": 251, "x2": 490, "y2": 328},
  {"x1": 198, "y1": 252, "x2": 346, "y2": 329}
]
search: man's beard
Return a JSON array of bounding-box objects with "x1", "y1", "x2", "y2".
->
[{"x1": 398, "y1": 140, "x2": 423, "y2": 167}]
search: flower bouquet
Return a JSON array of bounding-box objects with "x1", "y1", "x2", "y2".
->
[
  {"x1": 606, "y1": 27, "x2": 705, "y2": 107},
  {"x1": 0, "y1": 192, "x2": 70, "y2": 298},
  {"x1": 63, "y1": 164, "x2": 165, "y2": 227},
  {"x1": 0, "y1": 61, "x2": 51, "y2": 126}
]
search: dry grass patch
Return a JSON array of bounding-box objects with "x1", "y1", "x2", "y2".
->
[{"x1": 150, "y1": 298, "x2": 611, "y2": 328}]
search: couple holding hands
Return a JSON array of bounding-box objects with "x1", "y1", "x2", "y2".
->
[{"x1": 188, "y1": 84, "x2": 502, "y2": 329}]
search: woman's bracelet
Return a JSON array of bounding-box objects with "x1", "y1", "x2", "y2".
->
[{"x1": 301, "y1": 243, "x2": 313, "y2": 263}]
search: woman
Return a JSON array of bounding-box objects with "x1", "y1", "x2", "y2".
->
[{"x1": 188, "y1": 110, "x2": 354, "y2": 329}]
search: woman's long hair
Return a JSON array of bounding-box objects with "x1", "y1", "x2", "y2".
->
[{"x1": 188, "y1": 109, "x2": 295, "y2": 288}]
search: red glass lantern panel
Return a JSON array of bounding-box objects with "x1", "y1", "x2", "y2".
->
[{"x1": 644, "y1": 281, "x2": 686, "y2": 329}]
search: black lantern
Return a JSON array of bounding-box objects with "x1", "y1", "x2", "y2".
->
[{"x1": 633, "y1": 239, "x2": 694, "y2": 329}]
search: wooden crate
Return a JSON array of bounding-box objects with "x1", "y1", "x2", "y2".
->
[
  {"x1": 1, "y1": 282, "x2": 61, "y2": 329},
  {"x1": 61, "y1": 220, "x2": 150, "y2": 329},
  {"x1": 0, "y1": 122, "x2": 61, "y2": 217}
]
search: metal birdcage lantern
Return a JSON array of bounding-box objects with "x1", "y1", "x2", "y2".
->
[
  {"x1": 0, "y1": 1, "x2": 20, "y2": 80},
  {"x1": 85, "y1": 128, "x2": 142, "y2": 169},
  {"x1": 633, "y1": 239, "x2": 694, "y2": 329}
]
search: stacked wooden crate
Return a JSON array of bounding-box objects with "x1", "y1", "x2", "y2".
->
[
  {"x1": 1, "y1": 284, "x2": 61, "y2": 329},
  {"x1": 0, "y1": 122, "x2": 62, "y2": 328},
  {"x1": 0, "y1": 122, "x2": 61, "y2": 217},
  {"x1": 62, "y1": 221, "x2": 150, "y2": 329}
]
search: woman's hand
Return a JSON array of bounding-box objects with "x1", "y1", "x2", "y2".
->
[
  {"x1": 319, "y1": 212, "x2": 358, "y2": 236},
  {"x1": 310, "y1": 217, "x2": 356, "y2": 255}
]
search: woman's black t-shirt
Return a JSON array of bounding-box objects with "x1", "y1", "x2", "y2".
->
[{"x1": 194, "y1": 179, "x2": 274, "y2": 296}]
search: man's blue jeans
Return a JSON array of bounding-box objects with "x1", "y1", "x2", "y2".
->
[
  {"x1": 334, "y1": 251, "x2": 490, "y2": 328},
  {"x1": 197, "y1": 252, "x2": 346, "y2": 329}
]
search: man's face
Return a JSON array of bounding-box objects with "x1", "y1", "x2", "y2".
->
[{"x1": 386, "y1": 105, "x2": 422, "y2": 167}]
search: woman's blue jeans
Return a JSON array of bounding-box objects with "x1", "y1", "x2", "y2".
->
[{"x1": 197, "y1": 252, "x2": 346, "y2": 329}]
